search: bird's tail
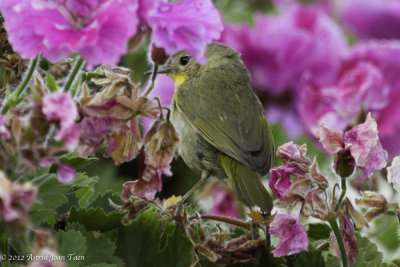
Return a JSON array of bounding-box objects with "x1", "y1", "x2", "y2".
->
[{"x1": 218, "y1": 153, "x2": 273, "y2": 214}]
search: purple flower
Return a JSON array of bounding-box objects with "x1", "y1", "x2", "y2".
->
[
  {"x1": 220, "y1": 6, "x2": 346, "y2": 137},
  {"x1": 341, "y1": 0, "x2": 400, "y2": 40},
  {"x1": 318, "y1": 113, "x2": 388, "y2": 177},
  {"x1": 42, "y1": 92, "x2": 80, "y2": 150},
  {"x1": 208, "y1": 182, "x2": 240, "y2": 219},
  {"x1": 269, "y1": 213, "x2": 308, "y2": 257},
  {"x1": 140, "y1": 0, "x2": 223, "y2": 63},
  {"x1": 0, "y1": 171, "x2": 37, "y2": 222},
  {"x1": 121, "y1": 170, "x2": 162, "y2": 201},
  {"x1": 0, "y1": 0, "x2": 138, "y2": 67},
  {"x1": 269, "y1": 165, "x2": 294, "y2": 199},
  {"x1": 40, "y1": 157, "x2": 76, "y2": 184},
  {"x1": 0, "y1": 114, "x2": 10, "y2": 139},
  {"x1": 387, "y1": 155, "x2": 400, "y2": 192}
]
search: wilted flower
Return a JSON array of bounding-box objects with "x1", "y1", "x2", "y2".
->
[
  {"x1": 42, "y1": 92, "x2": 80, "y2": 150},
  {"x1": 355, "y1": 191, "x2": 397, "y2": 222},
  {"x1": 0, "y1": 0, "x2": 138, "y2": 67},
  {"x1": 329, "y1": 214, "x2": 358, "y2": 263},
  {"x1": 318, "y1": 113, "x2": 388, "y2": 178},
  {"x1": 0, "y1": 114, "x2": 10, "y2": 139},
  {"x1": 269, "y1": 213, "x2": 308, "y2": 257},
  {"x1": 39, "y1": 157, "x2": 76, "y2": 184},
  {"x1": 387, "y1": 155, "x2": 400, "y2": 192},
  {"x1": 139, "y1": 0, "x2": 223, "y2": 63},
  {"x1": 341, "y1": 0, "x2": 400, "y2": 40},
  {"x1": 0, "y1": 171, "x2": 37, "y2": 223}
]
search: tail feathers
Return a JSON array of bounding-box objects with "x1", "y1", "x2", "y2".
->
[{"x1": 218, "y1": 153, "x2": 273, "y2": 214}]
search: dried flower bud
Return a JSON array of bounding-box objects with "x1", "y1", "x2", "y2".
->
[
  {"x1": 334, "y1": 150, "x2": 355, "y2": 178},
  {"x1": 150, "y1": 44, "x2": 168, "y2": 66}
]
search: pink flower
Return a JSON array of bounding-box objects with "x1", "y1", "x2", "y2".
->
[
  {"x1": 269, "y1": 213, "x2": 308, "y2": 257},
  {"x1": 220, "y1": 6, "x2": 346, "y2": 136},
  {"x1": 0, "y1": 114, "x2": 10, "y2": 139},
  {"x1": 318, "y1": 113, "x2": 388, "y2": 177},
  {"x1": 329, "y1": 215, "x2": 358, "y2": 263},
  {"x1": 42, "y1": 92, "x2": 80, "y2": 150},
  {"x1": 39, "y1": 157, "x2": 76, "y2": 184},
  {"x1": 0, "y1": 172, "x2": 37, "y2": 222},
  {"x1": 269, "y1": 165, "x2": 294, "y2": 199},
  {"x1": 0, "y1": 0, "x2": 138, "y2": 67},
  {"x1": 387, "y1": 155, "x2": 400, "y2": 192},
  {"x1": 140, "y1": 0, "x2": 223, "y2": 63},
  {"x1": 209, "y1": 183, "x2": 240, "y2": 219},
  {"x1": 341, "y1": 0, "x2": 400, "y2": 40}
]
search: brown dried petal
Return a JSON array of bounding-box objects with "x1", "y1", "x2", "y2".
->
[{"x1": 196, "y1": 244, "x2": 219, "y2": 262}]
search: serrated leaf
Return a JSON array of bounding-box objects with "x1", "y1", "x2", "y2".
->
[
  {"x1": 350, "y1": 234, "x2": 383, "y2": 267},
  {"x1": 55, "y1": 230, "x2": 87, "y2": 267},
  {"x1": 307, "y1": 223, "x2": 332, "y2": 240},
  {"x1": 46, "y1": 72, "x2": 59, "y2": 92},
  {"x1": 68, "y1": 207, "x2": 123, "y2": 232},
  {"x1": 115, "y1": 209, "x2": 170, "y2": 267},
  {"x1": 59, "y1": 153, "x2": 99, "y2": 169},
  {"x1": 89, "y1": 191, "x2": 121, "y2": 214},
  {"x1": 157, "y1": 227, "x2": 193, "y2": 267}
]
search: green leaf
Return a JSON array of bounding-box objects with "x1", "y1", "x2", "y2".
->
[
  {"x1": 46, "y1": 72, "x2": 59, "y2": 92},
  {"x1": 68, "y1": 207, "x2": 123, "y2": 232},
  {"x1": 350, "y1": 234, "x2": 384, "y2": 267},
  {"x1": 307, "y1": 223, "x2": 332, "y2": 240},
  {"x1": 116, "y1": 209, "x2": 172, "y2": 267},
  {"x1": 89, "y1": 191, "x2": 122, "y2": 214},
  {"x1": 290, "y1": 250, "x2": 325, "y2": 267},
  {"x1": 55, "y1": 230, "x2": 87, "y2": 267},
  {"x1": 82, "y1": 67, "x2": 104, "y2": 82},
  {"x1": 59, "y1": 153, "x2": 99, "y2": 169},
  {"x1": 375, "y1": 218, "x2": 400, "y2": 252},
  {"x1": 72, "y1": 173, "x2": 98, "y2": 207}
]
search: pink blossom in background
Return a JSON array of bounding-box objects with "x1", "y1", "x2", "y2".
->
[
  {"x1": 139, "y1": 0, "x2": 223, "y2": 63},
  {"x1": 341, "y1": 0, "x2": 400, "y2": 40},
  {"x1": 209, "y1": 183, "x2": 240, "y2": 219},
  {"x1": 42, "y1": 92, "x2": 80, "y2": 150},
  {"x1": 0, "y1": 0, "x2": 138, "y2": 67},
  {"x1": 318, "y1": 114, "x2": 388, "y2": 178},
  {"x1": 269, "y1": 213, "x2": 308, "y2": 257},
  {"x1": 299, "y1": 40, "x2": 400, "y2": 157},
  {"x1": 0, "y1": 172, "x2": 37, "y2": 222},
  {"x1": 387, "y1": 155, "x2": 400, "y2": 192},
  {"x1": 39, "y1": 157, "x2": 76, "y2": 184},
  {"x1": 220, "y1": 6, "x2": 346, "y2": 137}
]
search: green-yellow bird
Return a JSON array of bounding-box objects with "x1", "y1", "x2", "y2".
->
[{"x1": 158, "y1": 42, "x2": 274, "y2": 214}]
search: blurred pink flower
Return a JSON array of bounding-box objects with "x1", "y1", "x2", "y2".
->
[
  {"x1": 42, "y1": 92, "x2": 80, "y2": 150},
  {"x1": 0, "y1": 172, "x2": 37, "y2": 222},
  {"x1": 209, "y1": 183, "x2": 240, "y2": 219},
  {"x1": 387, "y1": 155, "x2": 400, "y2": 192},
  {"x1": 0, "y1": 114, "x2": 10, "y2": 139},
  {"x1": 329, "y1": 214, "x2": 358, "y2": 263},
  {"x1": 0, "y1": 0, "x2": 138, "y2": 67},
  {"x1": 341, "y1": 0, "x2": 400, "y2": 40},
  {"x1": 39, "y1": 157, "x2": 76, "y2": 184},
  {"x1": 269, "y1": 213, "x2": 308, "y2": 257},
  {"x1": 220, "y1": 6, "x2": 346, "y2": 136},
  {"x1": 318, "y1": 113, "x2": 388, "y2": 177},
  {"x1": 139, "y1": 0, "x2": 223, "y2": 63}
]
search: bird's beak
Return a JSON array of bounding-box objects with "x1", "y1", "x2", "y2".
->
[{"x1": 144, "y1": 65, "x2": 173, "y2": 75}]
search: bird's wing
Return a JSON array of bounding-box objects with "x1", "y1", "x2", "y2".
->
[{"x1": 174, "y1": 66, "x2": 274, "y2": 174}]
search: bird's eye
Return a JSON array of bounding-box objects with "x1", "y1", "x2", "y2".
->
[{"x1": 179, "y1": 56, "x2": 190, "y2": 66}]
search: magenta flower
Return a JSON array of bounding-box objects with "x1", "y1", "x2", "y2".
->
[
  {"x1": 139, "y1": 0, "x2": 223, "y2": 63},
  {"x1": 42, "y1": 92, "x2": 80, "y2": 150},
  {"x1": 0, "y1": 172, "x2": 37, "y2": 222},
  {"x1": 208, "y1": 182, "x2": 240, "y2": 219},
  {"x1": 341, "y1": 0, "x2": 400, "y2": 40},
  {"x1": 269, "y1": 165, "x2": 293, "y2": 199},
  {"x1": 0, "y1": 0, "x2": 138, "y2": 67},
  {"x1": 269, "y1": 213, "x2": 308, "y2": 257},
  {"x1": 220, "y1": 6, "x2": 346, "y2": 136},
  {"x1": 40, "y1": 157, "x2": 76, "y2": 184},
  {"x1": 318, "y1": 113, "x2": 388, "y2": 178},
  {"x1": 0, "y1": 114, "x2": 10, "y2": 139}
]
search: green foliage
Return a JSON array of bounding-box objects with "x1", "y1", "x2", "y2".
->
[
  {"x1": 307, "y1": 223, "x2": 332, "y2": 240},
  {"x1": 68, "y1": 207, "x2": 123, "y2": 232},
  {"x1": 45, "y1": 72, "x2": 59, "y2": 92},
  {"x1": 55, "y1": 230, "x2": 87, "y2": 267}
]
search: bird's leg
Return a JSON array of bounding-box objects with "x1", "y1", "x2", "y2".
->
[{"x1": 174, "y1": 170, "x2": 210, "y2": 216}]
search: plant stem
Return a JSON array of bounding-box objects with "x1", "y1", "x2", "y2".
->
[
  {"x1": 188, "y1": 214, "x2": 251, "y2": 230},
  {"x1": 144, "y1": 64, "x2": 158, "y2": 97},
  {"x1": 335, "y1": 177, "x2": 347, "y2": 212},
  {"x1": 63, "y1": 56, "x2": 84, "y2": 93},
  {"x1": 329, "y1": 219, "x2": 348, "y2": 267},
  {"x1": 1, "y1": 56, "x2": 39, "y2": 114}
]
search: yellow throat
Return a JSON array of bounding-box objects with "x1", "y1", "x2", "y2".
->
[{"x1": 169, "y1": 73, "x2": 188, "y2": 87}]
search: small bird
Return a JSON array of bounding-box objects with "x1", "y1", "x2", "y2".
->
[{"x1": 158, "y1": 42, "x2": 274, "y2": 214}]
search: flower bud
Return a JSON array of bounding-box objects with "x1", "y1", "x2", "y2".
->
[
  {"x1": 334, "y1": 150, "x2": 355, "y2": 178},
  {"x1": 150, "y1": 44, "x2": 169, "y2": 66}
]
